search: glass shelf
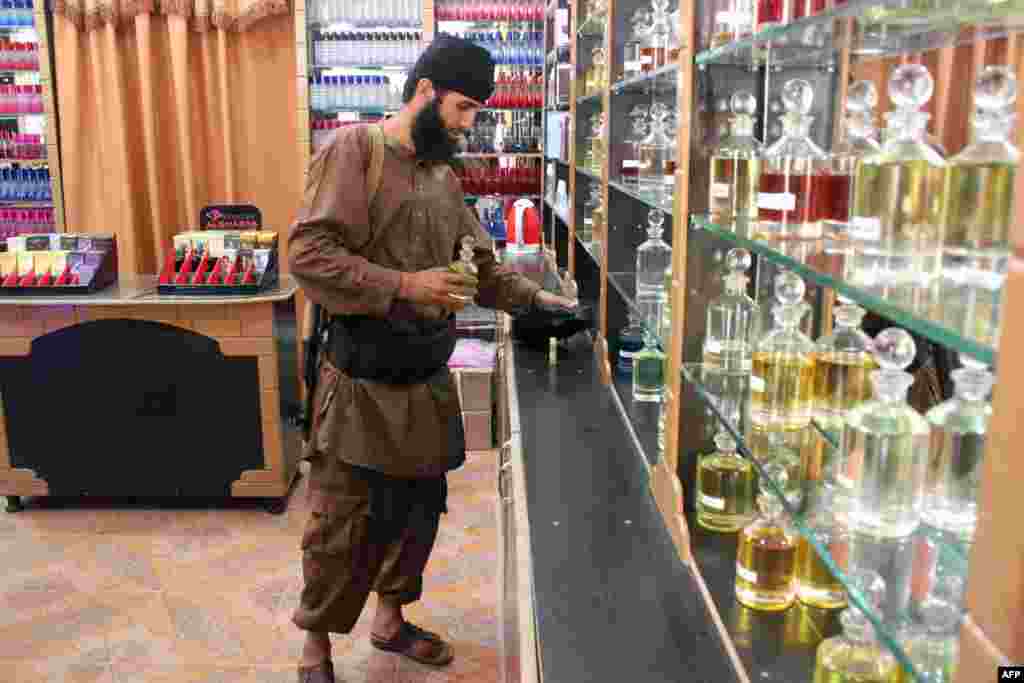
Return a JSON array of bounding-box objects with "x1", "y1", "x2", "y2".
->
[
  {"x1": 609, "y1": 271, "x2": 636, "y2": 311},
  {"x1": 577, "y1": 233, "x2": 601, "y2": 267},
  {"x1": 680, "y1": 362, "x2": 972, "y2": 683},
  {"x1": 611, "y1": 63, "x2": 679, "y2": 95},
  {"x1": 695, "y1": 0, "x2": 1024, "y2": 68},
  {"x1": 576, "y1": 166, "x2": 600, "y2": 182},
  {"x1": 691, "y1": 216, "x2": 998, "y2": 366},
  {"x1": 576, "y1": 15, "x2": 605, "y2": 38},
  {"x1": 575, "y1": 92, "x2": 603, "y2": 106},
  {"x1": 609, "y1": 179, "x2": 672, "y2": 213},
  {"x1": 544, "y1": 195, "x2": 570, "y2": 226}
]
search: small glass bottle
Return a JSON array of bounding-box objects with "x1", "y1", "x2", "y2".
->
[
  {"x1": 638, "y1": 103, "x2": 675, "y2": 203},
  {"x1": 845, "y1": 328, "x2": 931, "y2": 538},
  {"x1": 757, "y1": 79, "x2": 830, "y2": 240},
  {"x1": 751, "y1": 271, "x2": 816, "y2": 430},
  {"x1": 755, "y1": 430, "x2": 805, "y2": 509},
  {"x1": 941, "y1": 65, "x2": 1019, "y2": 292},
  {"x1": 641, "y1": 0, "x2": 671, "y2": 71},
  {"x1": 922, "y1": 357, "x2": 992, "y2": 541},
  {"x1": 636, "y1": 208, "x2": 672, "y2": 337},
  {"x1": 616, "y1": 310, "x2": 646, "y2": 375},
  {"x1": 813, "y1": 304, "x2": 877, "y2": 421},
  {"x1": 622, "y1": 10, "x2": 649, "y2": 81},
  {"x1": 580, "y1": 182, "x2": 600, "y2": 244},
  {"x1": 709, "y1": 91, "x2": 763, "y2": 228},
  {"x1": 590, "y1": 112, "x2": 607, "y2": 175},
  {"x1": 897, "y1": 576, "x2": 964, "y2": 683},
  {"x1": 588, "y1": 46, "x2": 607, "y2": 95},
  {"x1": 632, "y1": 325, "x2": 666, "y2": 402},
  {"x1": 620, "y1": 108, "x2": 649, "y2": 189},
  {"x1": 736, "y1": 463, "x2": 798, "y2": 612},
  {"x1": 697, "y1": 431, "x2": 756, "y2": 532},
  {"x1": 850, "y1": 64, "x2": 947, "y2": 290},
  {"x1": 827, "y1": 81, "x2": 881, "y2": 249},
  {"x1": 703, "y1": 247, "x2": 760, "y2": 373},
  {"x1": 813, "y1": 570, "x2": 899, "y2": 683},
  {"x1": 448, "y1": 236, "x2": 478, "y2": 302},
  {"x1": 795, "y1": 494, "x2": 849, "y2": 610}
]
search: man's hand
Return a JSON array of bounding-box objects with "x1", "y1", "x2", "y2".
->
[
  {"x1": 399, "y1": 267, "x2": 479, "y2": 308},
  {"x1": 535, "y1": 289, "x2": 578, "y2": 311}
]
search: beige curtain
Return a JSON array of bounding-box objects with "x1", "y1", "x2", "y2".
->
[{"x1": 53, "y1": 11, "x2": 301, "y2": 276}]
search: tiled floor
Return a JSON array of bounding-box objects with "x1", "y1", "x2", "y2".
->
[{"x1": 0, "y1": 454, "x2": 500, "y2": 683}]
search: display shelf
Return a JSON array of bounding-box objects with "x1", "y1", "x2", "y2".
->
[
  {"x1": 307, "y1": 21, "x2": 424, "y2": 30},
  {"x1": 0, "y1": 199, "x2": 51, "y2": 207},
  {"x1": 680, "y1": 361, "x2": 972, "y2": 683},
  {"x1": 0, "y1": 159, "x2": 47, "y2": 168},
  {"x1": 309, "y1": 63, "x2": 414, "y2": 70},
  {"x1": 480, "y1": 107, "x2": 543, "y2": 113},
  {"x1": 467, "y1": 193, "x2": 541, "y2": 200},
  {"x1": 691, "y1": 216, "x2": 998, "y2": 366},
  {"x1": 311, "y1": 107, "x2": 399, "y2": 116},
  {"x1": 575, "y1": 91, "x2": 602, "y2": 106},
  {"x1": 457, "y1": 152, "x2": 543, "y2": 158},
  {"x1": 545, "y1": 103, "x2": 570, "y2": 112},
  {"x1": 611, "y1": 63, "x2": 679, "y2": 95},
  {"x1": 608, "y1": 179, "x2": 672, "y2": 213},
  {"x1": 694, "y1": 0, "x2": 1024, "y2": 68}
]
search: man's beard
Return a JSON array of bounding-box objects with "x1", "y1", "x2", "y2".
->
[{"x1": 411, "y1": 97, "x2": 465, "y2": 163}]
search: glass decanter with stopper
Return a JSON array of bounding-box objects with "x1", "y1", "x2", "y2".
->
[
  {"x1": 616, "y1": 310, "x2": 646, "y2": 375},
  {"x1": 632, "y1": 324, "x2": 666, "y2": 402},
  {"x1": 845, "y1": 328, "x2": 930, "y2": 538},
  {"x1": 638, "y1": 102, "x2": 676, "y2": 204},
  {"x1": 896, "y1": 576, "x2": 964, "y2": 683},
  {"x1": 709, "y1": 91, "x2": 762, "y2": 228},
  {"x1": 850, "y1": 64, "x2": 947, "y2": 289},
  {"x1": 703, "y1": 247, "x2": 760, "y2": 373},
  {"x1": 795, "y1": 490, "x2": 849, "y2": 610},
  {"x1": 582, "y1": 113, "x2": 605, "y2": 173},
  {"x1": 941, "y1": 65, "x2": 1019, "y2": 292},
  {"x1": 757, "y1": 79, "x2": 830, "y2": 240},
  {"x1": 636, "y1": 208, "x2": 671, "y2": 339},
  {"x1": 752, "y1": 430, "x2": 805, "y2": 509},
  {"x1": 619, "y1": 107, "x2": 649, "y2": 189},
  {"x1": 827, "y1": 81, "x2": 882, "y2": 249},
  {"x1": 735, "y1": 463, "x2": 798, "y2": 611},
  {"x1": 751, "y1": 271, "x2": 816, "y2": 430},
  {"x1": 585, "y1": 46, "x2": 608, "y2": 96},
  {"x1": 621, "y1": 9, "x2": 650, "y2": 80},
  {"x1": 696, "y1": 431, "x2": 756, "y2": 532},
  {"x1": 922, "y1": 356, "x2": 992, "y2": 541},
  {"x1": 579, "y1": 181, "x2": 602, "y2": 244},
  {"x1": 640, "y1": 0, "x2": 671, "y2": 71},
  {"x1": 448, "y1": 236, "x2": 478, "y2": 302},
  {"x1": 813, "y1": 570, "x2": 899, "y2": 683}
]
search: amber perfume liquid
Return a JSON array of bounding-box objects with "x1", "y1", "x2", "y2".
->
[
  {"x1": 736, "y1": 527, "x2": 797, "y2": 611},
  {"x1": 639, "y1": 47, "x2": 665, "y2": 72},
  {"x1": 813, "y1": 354, "x2": 878, "y2": 416},
  {"x1": 813, "y1": 662, "x2": 902, "y2": 683},
  {"x1": 795, "y1": 535, "x2": 848, "y2": 609},
  {"x1": 751, "y1": 352, "x2": 816, "y2": 428},
  {"x1": 814, "y1": 173, "x2": 853, "y2": 223},
  {"x1": 941, "y1": 162, "x2": 1014, "y2": 256},
  {"x1": 696, "y1": 456, "x2": 756, "y2": 532},
  {"x1": 711, "y1": 156, "x2": 760, "y2": 224}
]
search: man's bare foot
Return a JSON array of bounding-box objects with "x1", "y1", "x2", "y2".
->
[{"x1": 300, "y1": 631, "x2": 332, "y2": 668}]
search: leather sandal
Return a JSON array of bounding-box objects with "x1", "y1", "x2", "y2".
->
[
  {"x1": 370, "y1": 622, "x2": 454, "y2": 667},
  {"x1": 297, "y1": 660, "x2": 335, "y2": 683}
]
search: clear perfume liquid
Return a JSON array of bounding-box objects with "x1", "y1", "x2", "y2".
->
[
  {"x1": 736, "y1": 526, "x2": 797, "y2": 611},
  {"x1": 922, "y1": 430, "x2": 984, "y2": 540},
  {"x1": 851, "y1": 158, "x2": 945, "y2": 287},
  {"x1": 702, "y1": 340, "x2": 753, "y2": 373},
  {"x1": 845, "y1": 419, "x2": 929, "y2": 538},
  {"x1": 795, "y1": 535, "x2": 847, "y2": 609},
  {"x1": 632, "y1": 347, "x2": 665, "y2": 402},
  {"x1": 941, "y1": 161, "x2": 1014, "y2": 288},
  {"x1": 696, "y1": 454, "x2": 756, "y2": 532},
  {"x1": 710, "y1": 155, "x2": 760, "y2": 225},
  {"x1": 751, "y1": 352, "x2": 816, "y2": 429},
  {"x1": 813, "y1": 353, "x2": 878, "y2": 418}
]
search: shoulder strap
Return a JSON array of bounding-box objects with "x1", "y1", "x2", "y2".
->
[{"x1": 365, "y1": 124, "x2": 385, "y2": 205}]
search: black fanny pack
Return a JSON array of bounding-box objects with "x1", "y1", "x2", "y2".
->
[{"x1": 328, "y1": 314, "x2": 457, "y2": 385}]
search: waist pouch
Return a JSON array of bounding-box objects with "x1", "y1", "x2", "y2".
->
[{"x1": 328, "y1": 314, "x2": 457, "y2": 385}]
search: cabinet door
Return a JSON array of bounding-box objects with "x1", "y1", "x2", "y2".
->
[{"x1": 498, "y1": 460, "x2": 521, "y2": 683}]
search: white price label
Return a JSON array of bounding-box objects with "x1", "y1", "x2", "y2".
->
[
  {"x1": 700, "y1": 493, "x2": 726, "y2": 511},
  {"x1": 625, "y1": 61, "x2": 642, "y2": 72},
  {"x1": 849, "y1": 216, "x2": 882, "y2": 241},
  {"x1": 750, "y1": 376, "x2": 766, "y2": 392},
  {"x1": 758, "y1": 192, "x2": 796, "y2": 212},
  {"x1": 623, "y1": 160, "x2": 642, "y2": 169},
  {"x1": 640, "y1": 55, "x2": 654, "y2": 64},
  {"x1": 337, "y1": 111, "x2": 359, "y2": 122},
  {"x1": 664, "y1": 175, "x2": 676, "y2": 185},
  {"x1": 704, "y1": 340, "x2": 723, "y2": 354},
  {"x1": 736, "y1": 563, "x2": 758, "y2": 584},
  {"x1": 711, "y1": 183, "x2": 731, "y2": 199},
  {"x1": 584, "y1": 218, "x2": 593, "y2": 226}
]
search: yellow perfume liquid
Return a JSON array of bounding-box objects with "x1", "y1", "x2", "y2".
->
[
  {"x1": 736, "y1": 526, "x2": 797, "y2": 611},
  {"x1": 941, "y1": 161, "x2": 1014, "y2": 256},
  {"x1": 696, "y1": 454, "x2": 756, "y2": 532},
  {"x1": 751, "y1": 352, "x2": 816, "y2": 429},
  {"x1": 795, "y1": 535, "x2": 848, "y2": 610},
  {"x1": 814, "y1": 660, "x2": 902, "y2": 683},
  {"x1": 813, "y1": 353, "x2": 878, "y2": 415},
  {"x1": 710, "y1": 156, "x2": 760, "y2": 225}
]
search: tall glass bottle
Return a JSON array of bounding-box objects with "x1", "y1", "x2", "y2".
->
[
  {"x1": 710, "y1": 91, "x2": 763, "y2": 228},
  {"x1": 622, "y1": 9, "x2": 650, "y2": 80},
  {"x1": 828, "y1": 81, "x2": 882, "y2": 248},
  {"x1": 751, "y1": 271, "x2": 816, "y2": 429},
  {"x1": 757, "y1": 79, "x2": 830, "y2": 240},
  {"x1": 795, "y1": 492, "x2": 849, "y2": 610},
  {"x1": 850, "y1": 64, "x2": 947, "y2": 289},
  {"x1": 580, "y1": 182, "x2": 601, "y2": 244},
  {"x1": 641, "y1": 0, "x2": 671, "y2": 71},
  {"x1": 814, "y1": 304, "x2": 876, "y2": 422},
  {"x1": 922, "y1": 358, "x2": 992, "y2": 541},
  {"x1": 736, "y1": 463, "x2": 798, "y2": 612},
  {"x1": 697, "y1": 431, "x2": 756, "y2": 532},
  {"x1": 703, "y1": 248, "x2": 760, "y2": 372},
  {"x1": 941, "y1": 65, "x2": 1018, "y2": 292},
  {"x1": 813, "y1": 570, "x2": 899, "y2": 683},
  {"x1": 897, "y1": 577, "x2": 964, "y2": 683},
  {"x1": 620, "y1": 107, "x2": 649, "y2": 189},
  {"x1": 636, "y1": 208, "x2": 672, "y2": 338},
  {"x1": 638, "y1": 102, "x2": 675, "y2": 204},
  {"x1": 845, "y1": 328, "x2": 931, "y2": 538},
  {"x1": 617, "y1": 310, "x2": 646, "y2": 375},
  {"x1": 633, "y1": 325, "x2": 665, "y2": 402}
]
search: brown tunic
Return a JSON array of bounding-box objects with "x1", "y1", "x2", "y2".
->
[{"x1": 289, "y1": 124, "x2": 540, "y2": 479}]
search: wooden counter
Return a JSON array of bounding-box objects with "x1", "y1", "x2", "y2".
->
[{"x1": 0, "y1": 276, "x2": 301, "y2": 513}]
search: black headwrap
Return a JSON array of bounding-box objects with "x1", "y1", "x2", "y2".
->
[{"x1": 408, "y1": 35, "x2": 495, "y2": 104}]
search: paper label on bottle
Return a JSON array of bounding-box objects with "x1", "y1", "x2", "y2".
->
[
  {"x1": 704, "y1": 340, "x2": 723, "y2": 354},
  {"x1": 623, "y1": 160, "x2": 642, "y2": 169},
  {"x1": 757, "y1": 192, "x2": 796, "y2": 211},
  {"x1": 664, "y1": 175, "x2": 676, "y2": 185},
  {"x1": 625, "y1": 61, "x2": 642, "y2": 72},
  {"x1": 848, "y1": 216, "x2": 882, "y2": 241},
  {"x1": 736, "y1": 563, "x2": 758, "y2": 584},
  {"x1": 640, "y1": 55, "x2": 654, "y2": 64},
  {"x1": 584, "y1": 218, "x2": 593, "y2": 226},
  {"x1": 700, "y1": 493, "x2": 726, "y2": 511},
  {"x1": 336, "y1": 111, "x2": 359, "y2": 122},
  {"x1": 750, "y1": 376, "x2": 766, "y2": 393},
  {"x1": 711, "y1": 183, "x2": 731, "y2": 199}
]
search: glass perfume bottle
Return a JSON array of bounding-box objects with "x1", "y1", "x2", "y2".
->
[
  {"x1": 590, "y1": 112, "x2": 607, "y2": 175},
  {"x1": 622, "y1": 10, "x2": 649, "y2": 80},
  {"x1": 755, "y1": 430, "x2": 804, "y2": 509},
  {"x1": 814, "y1": 304, "x2": 877, "y2": 421},
  {"x1": 448, "y1": 235, "x2": 478, "y2": 301},
  {"x1": 757, "y1": 79, "x2": 830, "y2": 240},
  {"x1": 751, "y1": 271, "x2": 816, "y2": 430},
  {"x1": 638, "y1": 102, "x2": 675, "y2": 203},
  {"x1": 641, "y1": 0, "x2": 671, "y2": 71},
  {"x1": 709, "y1": 91, "x2": 763, "y2": 227},
  {"x1": 703, "y1": 248, "x2": 760, "y2": 373},
  {"x1": 636, "y1": 208, "x2": 671, "y2": 339},
  {"x1": 580, "y1": 182, "x2": 601, "y2": 244},
  {"x1": 941, "y1": 65, "x2": 1018, "y2": 292},
  {"x1": 828, "y1": 81, "x2": 881, "y2": 247},
  {"x1": 813, "y1": 570, "x2": 899, "y2": 683},
  {"x1": 795, "y1": 493, "x2": 849, "y2": 610},
  {"x1": 897, "y1": 576, "x2": 964, "y2": 683},
  {"x1": 696, "y1": 431, "x2": 756, "y2": 532},
  {"x1": 620, "y1": 108, "x2": 649, "y2": 189},
  {"x1": 586, "y1": 46, "x2": 607, "y2": 95},
  {"x1": 617, "y1": 310, "x2": 646, "y2": 375},
  {"x1": 632, "y1": 325, "x2": 665, "y2": 402},
  {"x1": 660, "y1": 263, "x2": 673, "y2": 350},
  {"x1": 922, "y1": 357, "x2": 992, "y2": 541},
  {"x1": 735, "y1": 463, "x2": 797, "y2": 612},
  {"x1": 850, "y1": 64, "x2": 947, "y2": 289},
  {"x1": 845, "y1": 328, "x2": 931, "y2": 538}
]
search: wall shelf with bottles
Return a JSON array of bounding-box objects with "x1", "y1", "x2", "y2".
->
[
  {"x1": 610, "y1": 62, "x2": 678, "y2": 94},
  {"x1": 458, "y1": 152, "x2": 544, "y2": 158}
]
